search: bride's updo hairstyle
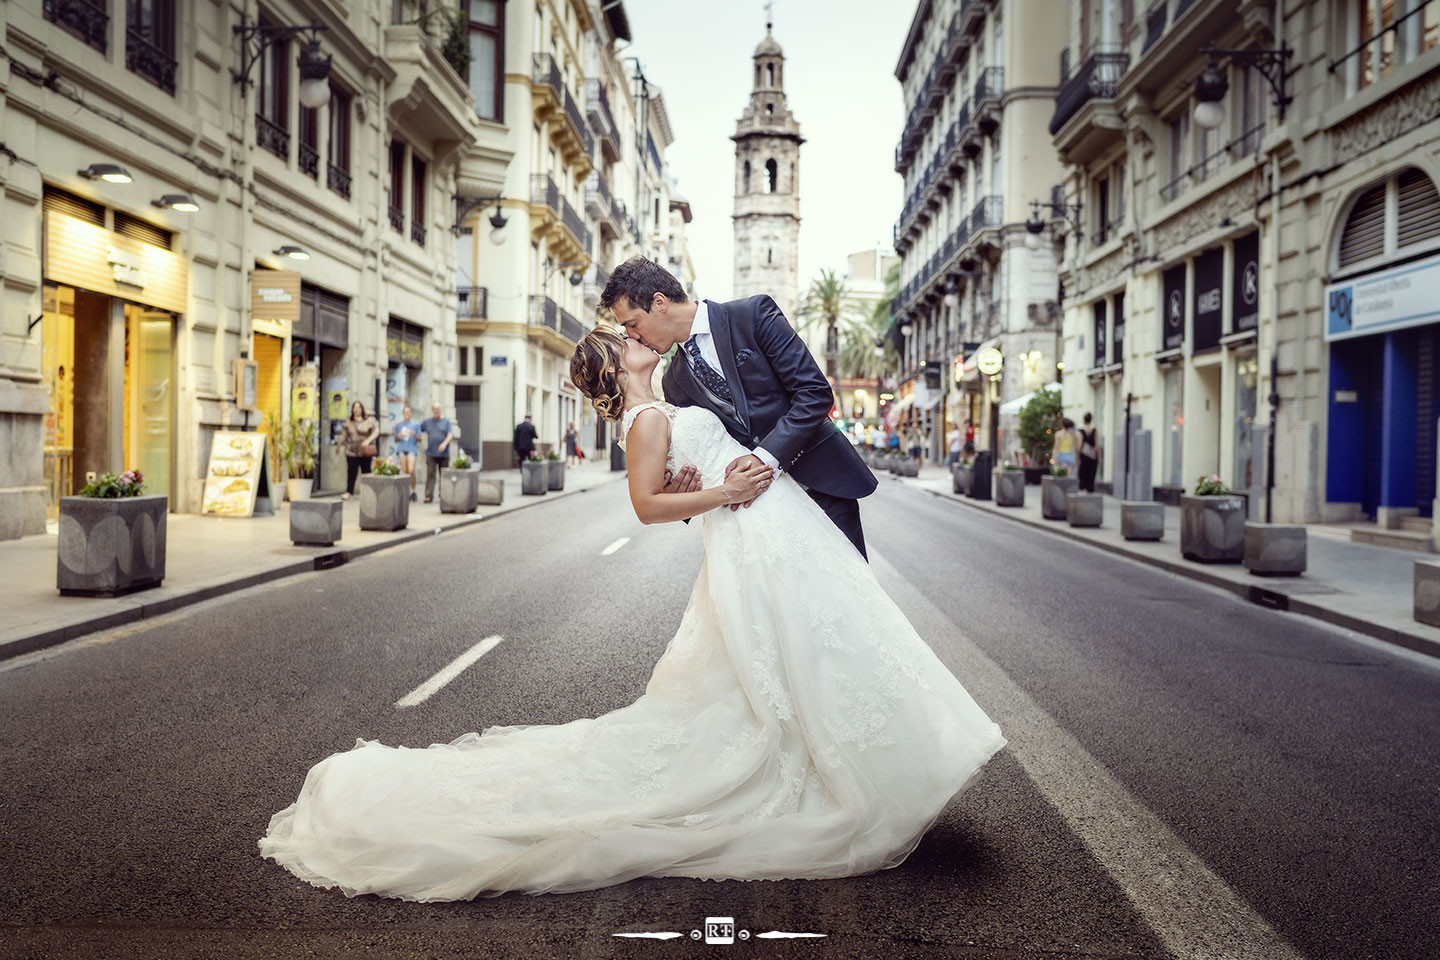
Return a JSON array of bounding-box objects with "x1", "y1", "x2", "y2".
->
[{"x1": 570, "y1": 328, "x2": 628, "y2": 421}]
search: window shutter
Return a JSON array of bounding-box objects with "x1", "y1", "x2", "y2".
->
[
  {"x1": 1397, "y1": 167, "x2": 1440, "y2": 249},
  {"x1": 1338, "y1": 183, "x2": 1386, "y2": 267},
  {"x1": 42, "y1": 187, "x2": 104, "y2": 226}
]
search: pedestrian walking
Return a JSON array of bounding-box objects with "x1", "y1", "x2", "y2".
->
[
  {"x1": 946, "y1": 425, "x2": 963, "y2": 466},
  {"x1": 1078, "y1": 412, "x2": 1101, "y2": 493},
  {"x1": 419, "y1": 402, "x2": 455, "y2": 503},
  {"x1": 1053, "y1": 417, "x2": 1079, "y2": 474},
  {"x1": 392, "y1": 403, "x2": 421, "y2": 502},
  {"x1": 337, "y1": 401, "x2": 378, "y2": 500},
  {"x1": 907, "y1": 425, "x2": 923, "y2": 464},
  {"x1": 565, "y1": 421, "x2": 580, "y2": 467},
  {"x1": 513, "y1": 413, "x2": 537, "y2": 468}
]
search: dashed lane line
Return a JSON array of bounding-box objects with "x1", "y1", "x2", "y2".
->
[{"x1": 394, "y1": 635, "x2": 504, "y2": 709}]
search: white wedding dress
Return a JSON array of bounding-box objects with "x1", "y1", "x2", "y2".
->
[{"x1": 259, "y1": 401, "x2": 1006, "y2": 902}]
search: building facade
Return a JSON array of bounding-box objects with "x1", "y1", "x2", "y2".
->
[
  {"x1": 732, "y1": 25, "x2": 803, "y2": 324},
  {"x1": 1050, "y1": 0, "x2": 1440, "y2": 540},
  {"x1": 0, "y1": 0, "x2": 478, "y2": 536},
  {"x1": 892, "y1": 0, "x2": 1069, "y2": 466}
]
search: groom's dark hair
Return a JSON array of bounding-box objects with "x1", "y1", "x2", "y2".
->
[{"x1": 599, "y1": 256, "x2": 688, "y2": 313}]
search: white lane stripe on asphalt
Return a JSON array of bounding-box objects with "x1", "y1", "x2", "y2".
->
[
  {"x1": 868, "y1": 548, "x2": 1306, "y2": 960},
  {"x1": 395, "y1": 635, "x2": 503, "y2": 709},
  {"x1": 601, "y1": 537, "x2": 631, "y2": 556}
]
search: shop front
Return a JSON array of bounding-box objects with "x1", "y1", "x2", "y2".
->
[
  {"x1": 40, "y1": 187, "x2": 187, "y2": 519},
  {"x1": 386, "y1": 316, "x2": 428, "y2": 436},
  {"x1": 1325, "y1": 250, "x2": 1440, "y2": 523},
  {"x1": 293, "y1": 284, "x2": 352, "y2": 495}
]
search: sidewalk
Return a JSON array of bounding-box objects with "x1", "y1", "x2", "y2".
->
[
  {"x1": 895, "y1": 464, "x2": 1440, "y2": 660},
  {"x1": 0, "y1": 464, "x2": 627, "y2": 662}
]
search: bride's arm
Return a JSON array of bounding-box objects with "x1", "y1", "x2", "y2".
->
[{"x1": 627, "y1": 409, "x2": 769, "y2": 524}]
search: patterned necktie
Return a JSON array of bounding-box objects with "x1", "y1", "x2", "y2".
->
[{"x1": 685, "y1": 336, "x2": 732, "y2": 403}]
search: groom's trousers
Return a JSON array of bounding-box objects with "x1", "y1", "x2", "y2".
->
[{"x1": 802, "y1": 486, "x2": 868, "y2": 561}]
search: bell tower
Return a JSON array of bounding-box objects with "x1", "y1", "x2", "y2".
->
[{"x1": 732, "y1": 20, "x2": 803, "y2": 321}]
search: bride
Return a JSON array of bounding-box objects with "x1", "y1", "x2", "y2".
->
[{"x1": 258, "y1": 328, "x2": 1006, "y2": 903}]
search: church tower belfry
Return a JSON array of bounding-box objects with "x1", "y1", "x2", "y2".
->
[{"x1": 732, "y1": 21, "x2": 803, "y2": 321}]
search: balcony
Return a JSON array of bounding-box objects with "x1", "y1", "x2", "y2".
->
[
  {"x1": 45, "y1": 0, "x2": 107, "y2": 51},
  {"x1": 457, "y1": 286, "x2": 488, "y2": 320},
  {"x1": 1050, "y1": 50, "x2": 1130, "y2": 163},
  {"x1": 969, "y1": 195, "x2": 1002, "y2": 247},
  {"x1": 958, "y1": 95, "x2": 983, "y2": 155},
  {"x1": 388, "y1": 204, "x2": 404, "y2": 233},
  {"x1": 411, "y1": 219, "x2": 426, "y2": 246},
  {"x1": 558, "y1": 305, "x2": 587, "y2": 344},
  {"x1": 529, "y1": 295, "x2": 558, "y2": 332},
  {"x1": 958, "y1": 0, "x2": 985, "y2": 35},
  {"x1": 560, "y1": 193, "x2": 593, "y2": 254},
  {"x1": 256, "y1": 114, "x2": 288, "y2": 159},
  {"x1": 327, "y1": 162, "x2": 351, "y2": 199},
  {"x1": 586, "y1": 79, "x2": 622, "y2": 163},
  {"x1": 299, "y1": 141, "x2": 319, "y2": 179},
  {"x1": 532, "y1": 54, "x2": 593, "y2": 176},
  {"x1": 974, "y1": 66, "x2": 1004, "y2": 131},
  {"x1": 126, "y1": 25, "x2": 176, "y2": 94},
  {"x1": 584, "y1": 263, "x2": 609, "y2": 309},
  {"x1": 584, "y1": 170, "x2": 611, "y2": 222}
]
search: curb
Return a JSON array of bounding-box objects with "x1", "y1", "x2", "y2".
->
[
  {"x1": 909, "y1": 478, "x2": 1440, "y2": 661},
  {"x1": 1, "y1": 476, "x2": 625, "y2": 663}
]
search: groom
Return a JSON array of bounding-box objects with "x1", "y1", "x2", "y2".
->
[{"x1": 600, "y1": 256, "x2": 878, "y2": 559}]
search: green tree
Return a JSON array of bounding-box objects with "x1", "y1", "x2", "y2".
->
[
  {"x1": 1017, "y1": 386, "x2": 1063, "y2": 465},
  {"x1": 835, "y1": 261, "x2": 900, "y2": 383},
  {"x1": 796, "y1": 269, "x2": 863, "y2": 386}
]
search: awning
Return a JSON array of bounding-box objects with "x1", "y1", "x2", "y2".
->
[
  {"x1": 998, "y1": 382, "x2": 1061, "y2": 417},
  {"x1": 892, "y1": 394, "x2": 915, "y2": 413}
]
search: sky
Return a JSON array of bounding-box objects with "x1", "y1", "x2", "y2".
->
[{"x1": 620, "y1": 0, "x2": 916, "y2": 302}]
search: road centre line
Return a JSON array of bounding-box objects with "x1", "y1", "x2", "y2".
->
[
  {"x1": 395, "y1": 635, "x2": 503, "y2": 709},
  {"x1": 601, "y1": 537, "x2": 631, "y2": 556},
  {"x1": 868, "y1": 548, "x2": 1306, "y2": 960}
]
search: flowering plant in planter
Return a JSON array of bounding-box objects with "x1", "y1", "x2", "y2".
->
[
  {"x1": 451, "y1": 451, "x2": 473, "y2": 470},
  {"x1": 545, "y1": 450, "x2": 561, "y2": 461},
  {"x1": 79, "y1": 469, "x2": 144, "y2": 498},
  {"x1": 1000, "y1": 461, "x2": 1022, "y2": 471},
  {"x1": 372, "y1": 456, "x2": 402, "y2": 476},
  {"x1": 1050, "y1": 464, "x2": 1071, "y2": 477},
  {"x1": 1194, "y1": 474, "x2": 1229, "y2": 496},
  {"x1": 526, "y1": 449, "x2": 544, "y2": 462}
]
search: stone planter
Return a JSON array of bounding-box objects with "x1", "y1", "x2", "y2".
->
[
  {"x1": 521, "y1": 460, "x2": 547, "y2": 495},
  {"x1": 895, "y1": 458, "x2": 919, "y2": 478},
  {"x1": 953, "y1": 464, "x2": 973, "y2": 496},
  {"x1": 476, "y1": 477, "x2": 504, "y2": 505},
  {"x1": 546, "y1": 460, "x2": 565, "y2": 491},
  {"x1": 57, "y1": 494, "x2": 167, "y2": 596},
  {"x1": 290, "y1": 499, "x2": 342, "y2": 546},
  {"x1": 1121, "y1": 501, "x2": 1164, "y2": 541},
  {"x1": 358, "y1": 474, "x2": 411, "y2": 531},
  {"x1": 286, "y1": 477, "x2": 313, "y2": 502},
  {"x1": 1067, "y1": 492, "x2": 1103, "y2": 527},
  {"x1": 993, "y1": 469, "x2": 1025, "y2": 507},
  {"x1": 1041, "y1": 475, "x2": 1079, "y2": 520},
  {"x1": 439, "y1": 467, "x2": 480, "y2": 514},
  {"x1": 1180, "y1": 494, "x2": 1246, "y2": 562},
  {"x1": 1243, "y1": 523, "x2": 1307, "y2": 576},
  {"x1": 1415, "y1": 559, "x2": 1440, "y2": 628}
]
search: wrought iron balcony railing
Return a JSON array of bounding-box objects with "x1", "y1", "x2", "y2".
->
[
  {"x1": 530, "y1": 173, "x2": 560, "y2": 213},
  {"x1": 559, "y1": 305, "x2": 586, "y2": 344},
  {"x1": 45, "y1": 0, "x2": 107, "y2": 51},
  {"x1": 299, "y1": 141, "x2": 319, "y2": 178},
  {"x1": 126, "y1": 25, "x2": 176, "y2": 94},
  {"x1": 411, "y1": 219, "x2": 426, "y2": 246},
  {"x1": 256, "y1": 114, "x2": 289, "y2": 159},
  {"x1": 457, "y1": 286, "x2": 488, "y2": 320},
  {"x1": 529, "y1": 295, "x2": 559, "y2": 332},
  {"x1": 327, "y1": 162, "x2": 351, "y2": 199},
  {"x1": 1050, "y1": 51, "x2": 1130, "y2": 135}
]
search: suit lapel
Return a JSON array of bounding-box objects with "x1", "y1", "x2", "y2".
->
[
  {"x1": 666, "y1": 341, "x2": 746, "y2": 437},
  {"x1": 704, "y1": 300, "x2": 751, "y2": 432}
]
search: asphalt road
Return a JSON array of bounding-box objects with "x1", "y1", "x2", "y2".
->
[{"x1": 1, "y1": 472, "x2": 1436, "y2": 960}]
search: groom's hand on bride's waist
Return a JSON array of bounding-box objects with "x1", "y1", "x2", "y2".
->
[
  {"x1": 724, "y1": 455, "x2": 769, "y2": 511},
  {"x1": 662, "y1": 465, "x2": 701, "y2": 495}
]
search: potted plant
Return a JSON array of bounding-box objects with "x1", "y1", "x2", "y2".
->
[
  {"x1": 280, "y1": 417, "x2": 317, "y2": 501},
  {"x1": 440, "y1": 450, "x2": 481, "y2": 514},
  {"x1": 57, "y1": 469, "x2": 166, "y2": 595},
  {"x1": 953, "y1": 457, "x2": 974, "y2": 496},
  {"x1": 545, "y1": 449, "x2": 565, "y2": 491},
  {"x1": 1041, "y1": 463, "x2": 1079, "y2": 520},
  {"x1": 993, "y1": 461, "x2": 1025, "y2": 506},
  {"x1": 1180, "y1": 474, "x2": 1246, "y2": 562},
  {"x1": 521, "y1": 450, "x2": 547, "y2": 495},
  {"x1": 1018, "y1": 388, "x2": 1062, "y2": 484},
  {"x1": 358, "y1": 456, "x2": 410, "y2": 531}
]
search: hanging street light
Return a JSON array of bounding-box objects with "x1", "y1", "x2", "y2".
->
[{"x1": 1192, "y1": 45, "x2": 1293, "y2": 131}]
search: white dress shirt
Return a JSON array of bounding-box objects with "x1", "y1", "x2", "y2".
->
[{"x1": 686, "y1": 300, "x2": 780, "y2": 473}]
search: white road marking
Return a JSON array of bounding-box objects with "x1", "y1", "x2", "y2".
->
[
  {"x1": 868, "y1": 548, "x2": 1306, "y2": 960},
  {"x1": 394, "y1": 635, "x2": 503, "y2": 709},
  {"x1": 601, "y1": 537, "x2": 631, "y2": 556}
]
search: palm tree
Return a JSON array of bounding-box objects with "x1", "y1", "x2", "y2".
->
[
  {"x1": 833, "y1": 262, "x2": 900, "y2": 426},
  {"x1": 796, "y1": 269, "x2": 860, "y2": 385}
]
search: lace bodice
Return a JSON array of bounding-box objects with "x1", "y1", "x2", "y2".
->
[{"x1": 619, "y1": 401, "x2": 750, "y2": 489}]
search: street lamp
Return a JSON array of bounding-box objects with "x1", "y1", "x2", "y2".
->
[
  {"x1": 943, "y1": 278, "x2": 960, "y2": 308},
  {"x1": 1026, "y1": 196, "x2": 1083, "y2": 250},
  {"x1": 232, "y1": 18, "x2": 332, "y2": 108},
  {"x1": 274, "y1": 244, "x2": 310, "y2": 260},
  {"x1": 1191, "y1": 45, "x2": 1293, "y2": 130},
  {"x1": 79, "y1": 163, "x2": 132, "y2": 183},
  {"x1": 153, "y1": 194, "x2": 200, "y2": 212},
  {"x1": 453, "y1": 195, "x2": 512, "y2": 242}
]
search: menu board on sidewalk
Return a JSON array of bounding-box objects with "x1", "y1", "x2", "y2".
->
[{"x1": 201, "y1": 431, "x2": 273, "y2": 518}]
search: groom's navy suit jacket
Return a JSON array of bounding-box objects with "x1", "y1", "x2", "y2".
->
[{"x1": 661, "y1": 295, "x2": 878, "y2": 502}]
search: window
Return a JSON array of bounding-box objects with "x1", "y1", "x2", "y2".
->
[
  {"x1": 1096, "y1": 175, "x2": 1111, "y2": 243},
  {"x1": 46, "y1": 0, "x2": 108, "y2": 50},
  {"x1": 388, "y1": 140, "x2": 405, "y2": 231},
  {"x1": 1349, "y1": 0, "x2": 1439, "y2": 94},
  {"x1": 126, "y1": 0, "x2": 176, "y2": 94},
  {"x1": 766, "y1": 63, "x2": 774, "y2": 86},
  {"x1": 742, "y1": 160, "x2": 751, "y2": 193},
  {"x1": 765, "y1": 158, "x2": 778, "y2": 193},
  {"x1": 1163, "y1": 111, "x2": 1189, "y2": 202},
  {"x1": 1336, "y1": 167, "x2": 1440, "y2": 271},
  {"x1": 299, "y1": 107, "x2": 319, "y2": 178},
  {"x1": 1236, "y1": 63, "x2": 1265, "y2": 157},
  {"x1": 327, "y1": 84, "x2": 352, "y2": 198},
  {"x1": 765, "y1": 102, "x2": 774, "y2": 116},
  {"x1": 256, "y1": 19, "x2": 288, "y2": 158},
  {"x1": 412, "y1": 156, "x2": 427, "y2": 245},
  {"x1": 466, "y1": 0, "x2": 504, "y2": 122}
]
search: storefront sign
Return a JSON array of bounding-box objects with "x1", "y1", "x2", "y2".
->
[
  {"x1": 201, "y1": 431, "x2": 272, "y2": 518},
  {"x1": 976, "y1": 347, "x2": 1003, "y2": 375},
  {"x1": 250, "y1": 269, "x2": 301, "y2": 325},
  {"x1": 44, "y1": 214, "x2": 187, "y2": 313},
  {"x1": 291, "y1": 366, "x2": 318, "y2": 420},
  {"x1": 1232, "y1": 232, "x2": 1259, "y2": 332},
  {"x1": 386, "y1": 318, "x2": 425, "y2": 368},
  {"x1": 1325, "y1": 250, "x2": 1440, "y2": 341},
  {"x1": 1162, "y1": 265, "x2": 1186, "y2": 350},
  {"x1": 1193, "y1": 248, "x2": 1223, "y2": 352}
]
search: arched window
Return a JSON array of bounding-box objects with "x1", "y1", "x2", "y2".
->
[
  {"x1": 742, "y1": 160, "x2": 751, "y2": 193},
  {"x1": 767, "y1": 247, "x2": 773, "y2": 264},
  {"x1": 766, "y1": 64, "x2": 774, "y2": 86},
  {"x1": 1335, "y1": 167, "x2": 1440, "y2": 272},
  {"x1": 765, "y1": 102, "x2": 774, "y2": 117},
  {"x1": 766, "y1": 158, "x2": 778, "y2": 193},
  {"x1": 754, "y1": 64, "x2": 760, "y2": 87}
]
